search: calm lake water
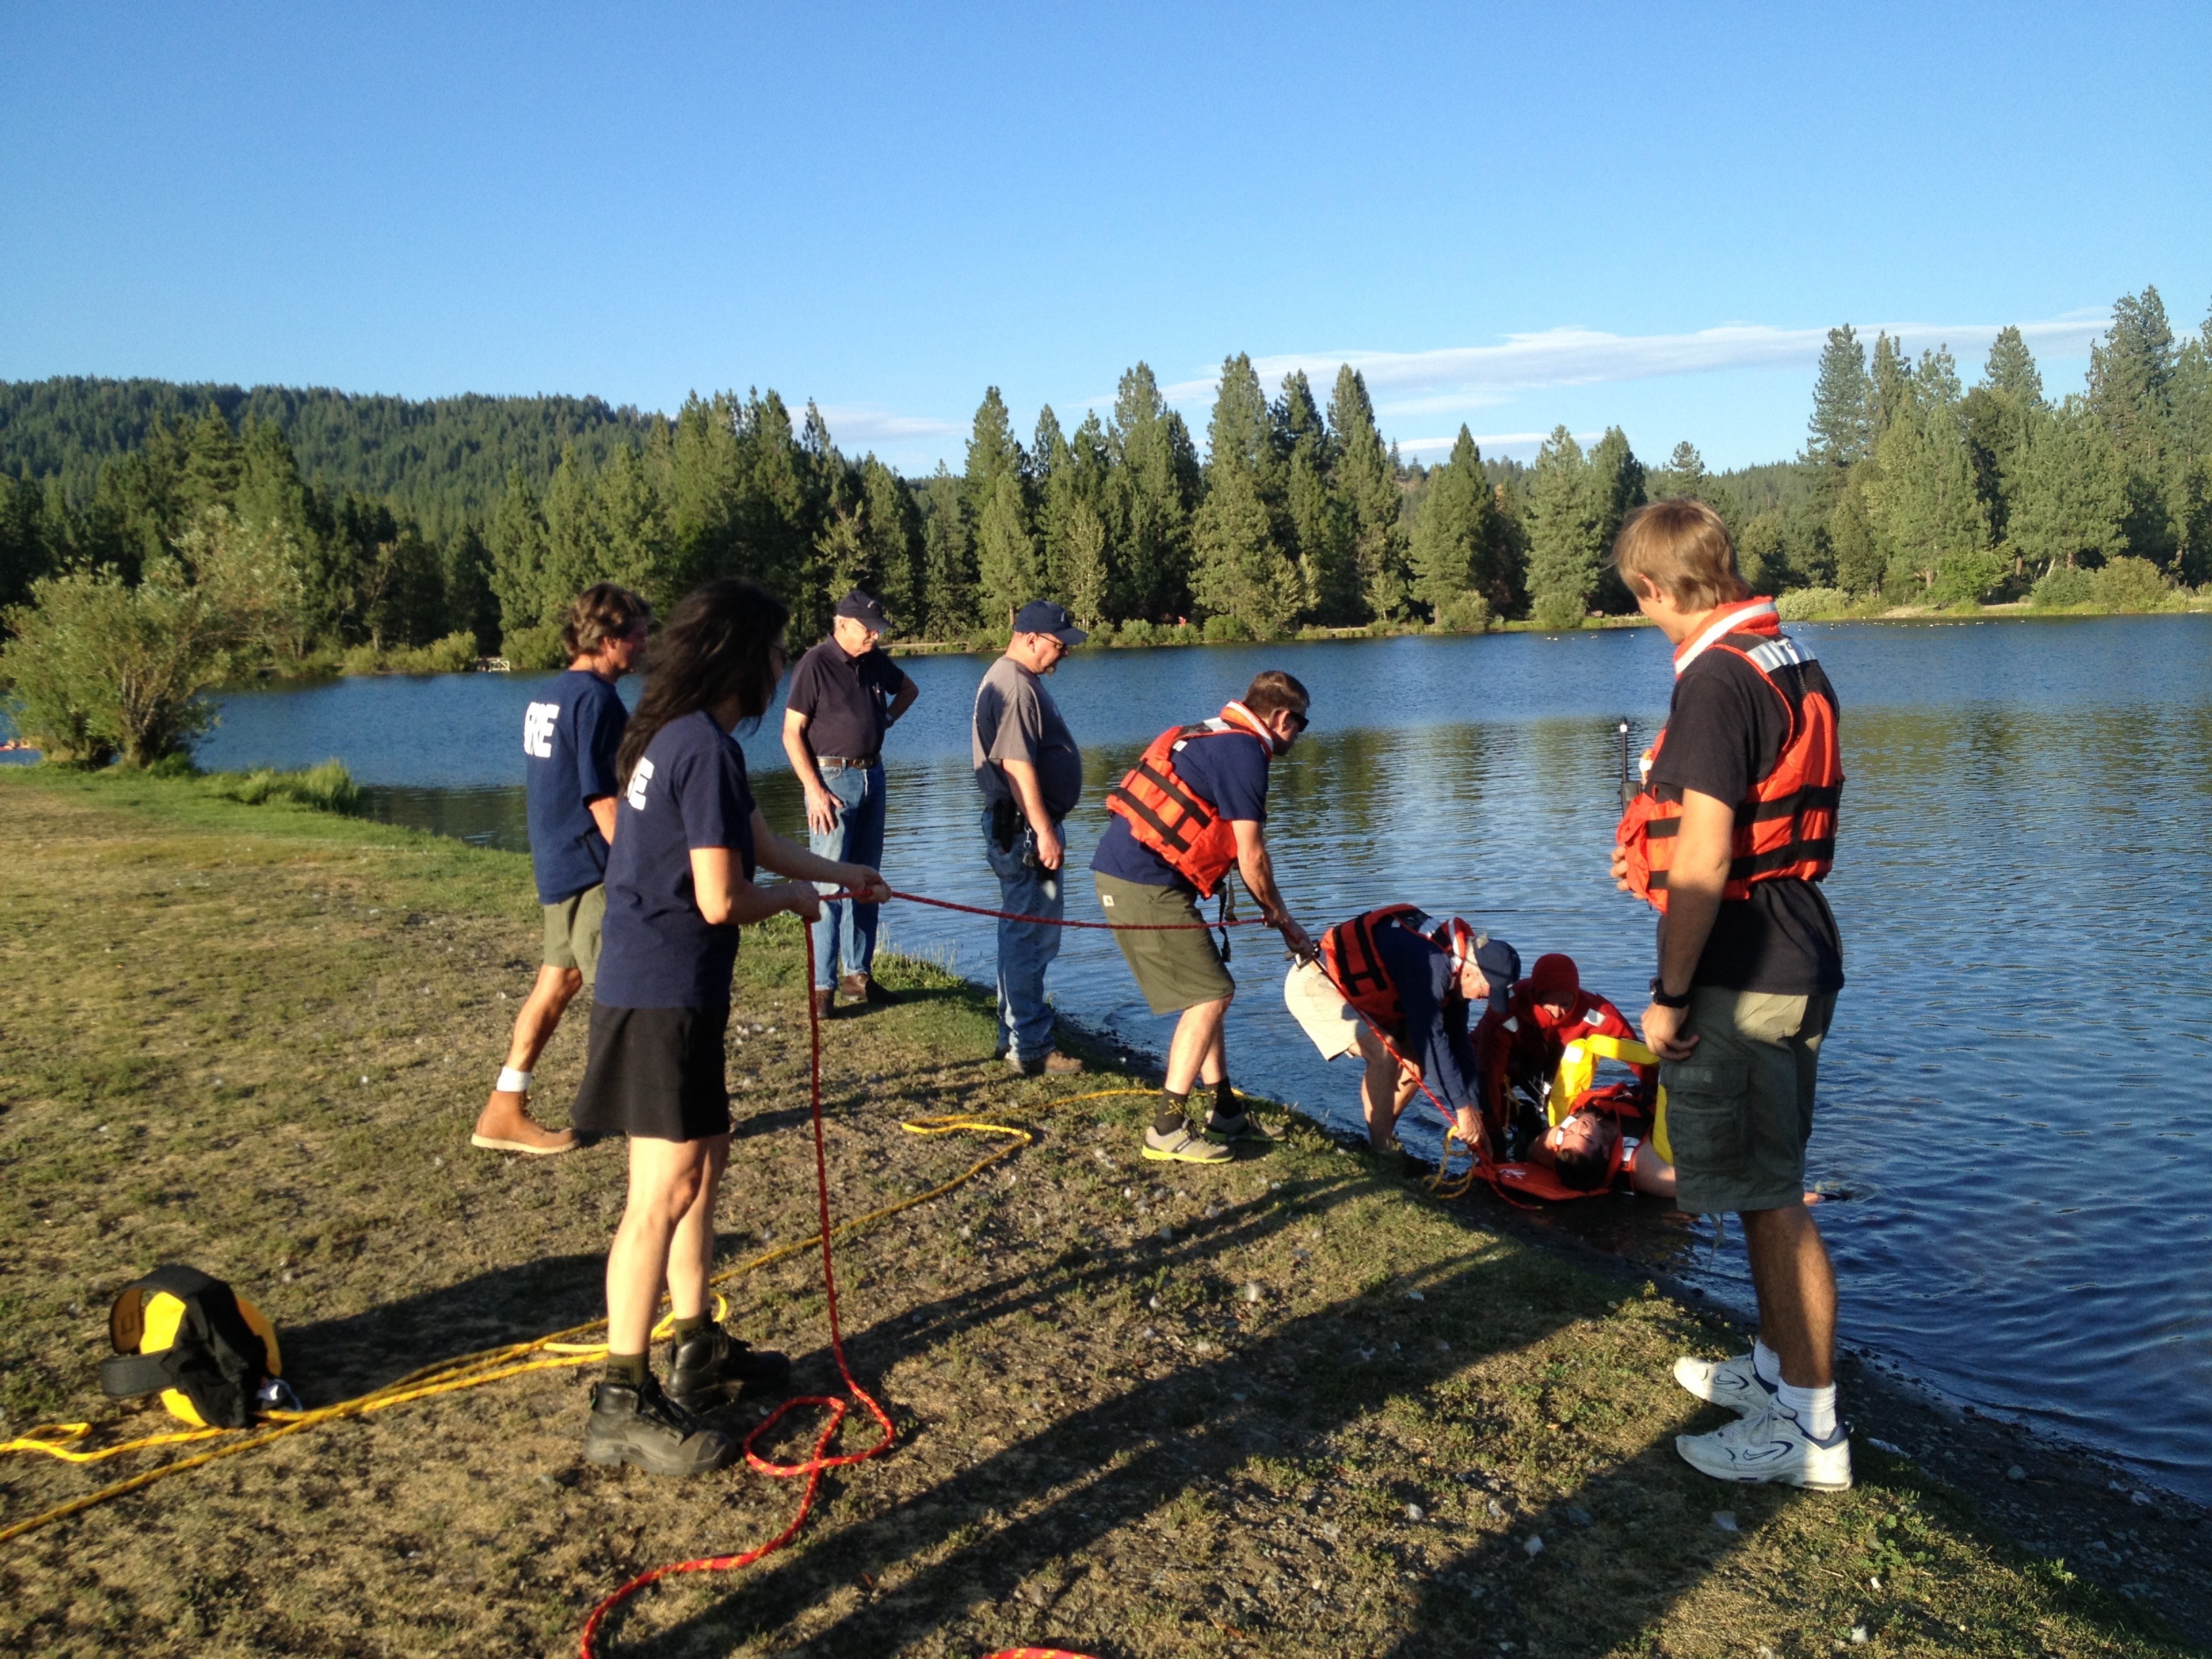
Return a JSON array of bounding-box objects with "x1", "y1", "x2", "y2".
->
[{"x1": 169, "y1": 617, "x2": 2212, "y2": 1496}]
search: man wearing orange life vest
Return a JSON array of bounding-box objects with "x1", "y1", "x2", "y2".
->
[
  {"x1": 1610, "y1": 497, "x2": 1850, "y2": 1492},
  {"x1": 1091, "y1": 671, "x2": 1315, "y2": 1164},
  {"x1": 1319, "y1": 905, "x2": 1517, "y2": 1155}
]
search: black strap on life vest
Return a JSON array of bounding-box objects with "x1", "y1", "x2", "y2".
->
[
  {"x1": 100, "y1": 1263, "x2": 270, "y2": 1429},
  {"x1": 1103, "y1": 724, "x2": 1217, "y2": 853}
]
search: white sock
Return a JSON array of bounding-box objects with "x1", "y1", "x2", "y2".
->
[
  {"x1": 496, "y1": 1067, "x2": 532, "y2": 1094},
  {"x1": 1752, "y1": 1338, "x2": 1782, "y2": 1387},
  {"x1": 1776, "y1": 1378, "x2": 1838, "y2": 1440}
]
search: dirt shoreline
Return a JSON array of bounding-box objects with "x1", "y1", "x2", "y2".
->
[{"x1": 0, "y1": 766, "x2": 2200, "y2": 1656}]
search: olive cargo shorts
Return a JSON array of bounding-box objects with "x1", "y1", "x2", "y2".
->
[
  {"x1": 542, "y1": 883, "x2": 607, "y2": 981},
  {"x1": 1661, "y1": 988, "x2": 1837, "y2": 1214},
  {"x1": 1093, "y1": 873, "x2": 1236, "y2": 1015}
]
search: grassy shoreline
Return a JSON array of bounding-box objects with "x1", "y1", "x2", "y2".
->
[{"x1": 0, "y1": 766, "x2": 2200, "y2": 1657}]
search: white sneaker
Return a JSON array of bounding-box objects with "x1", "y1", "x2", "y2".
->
[
  {"x1": 1673, "y1": 1351, "x2": 1776, "y2": 1417},
  {"x1": 1675, "y1": 1406, "x2": 1852, "y2": 1490}
]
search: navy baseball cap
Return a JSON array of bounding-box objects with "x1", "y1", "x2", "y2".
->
[
  {"x1": 835, "y1": 590, "x2": 890, "y2": 630},
  {"x1": 1013, "y1": 599, "x2": 1087, "y2": 647}
]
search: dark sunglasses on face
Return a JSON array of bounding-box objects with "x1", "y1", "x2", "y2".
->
[{"x1": 1285, "y1": 709, "x2": 1311, "y2": 731}]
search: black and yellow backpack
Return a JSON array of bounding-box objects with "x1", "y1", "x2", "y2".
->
[{"x1": 98, "y1": 1265, "x2": 284, "y2": 1429}]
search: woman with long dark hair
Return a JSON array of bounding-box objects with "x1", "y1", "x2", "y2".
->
[{"x1": 573, "y1": 578, "x2": 890, "y2": 1475}]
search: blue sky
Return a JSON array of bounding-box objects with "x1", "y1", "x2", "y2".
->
[{"x1": 4, "y1": 2, "x2": 2208, "y2": 473}]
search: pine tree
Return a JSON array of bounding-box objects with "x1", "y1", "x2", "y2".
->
[
  {"x1": 1870, "y1": 332, "x2": 1914, "y2": 443},
  {"x1": 2087, "y1": 288, "x2": 2181, "y2": 569},
  {"x1": 1862, "y1": 354, "x2": 1994, "y2": 598},
  {"x1": 1806, "y1": 326, "x2": 1874, "y2": 466},
  {"x1": 1275, "y1": 370, "x2": 1351, "y2": 622},
  {"x1": 1408, "y1": 427, "x2": 1498, "y2": 623},
  {"x1": 487, "y1": 466, "x2": 551, "y2": 648},
  {"x1": 1191, "y1": 355, "x2": 1298, "y2": 637},
  {"x1": 1328, "y1": 365, "x2": 1406, "y2": 620},
  {"x1": 1031, "y1": 405, "x2": 1074, "y2": 600},
  {"x1": 179, "y1": 405, "x2": 245, "y2": 518},
  {"x1": 1963, "y1": 328, "x2": 2046, "y2": 547},
  {"x1": 1586, "y1": 427, "x2": 1646, "y2": 611},
  {"x1": 1108, "y1": 363, "x2": 1199, "y2": 621},
  {"x1": 858, "y1": 457, "x2": 922, "y2": 626},
  {"x1": 1061, "y1": 497, "x2": 1111, "y2": 630},
  {"x1": 973, "y1": 470, "x2": 1037, "y2": 625},
  {"x1": 918, "y1": 465, "x2": 970, "y2": 634},
  {"x1": 2008, "y1": 405, "x2": 2127, "y2": 573},
  {"x1": 1525, "y1": 426, "x2": 1601, "y2": 628}
]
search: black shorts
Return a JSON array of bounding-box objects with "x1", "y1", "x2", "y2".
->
[{"x1": 571, "y1": 1002, "x2": 733, "y2": 1143}]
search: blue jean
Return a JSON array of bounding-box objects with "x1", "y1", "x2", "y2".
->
[
  {"x1": 981, "y1": 808, "x2": 1063, "y2": 1061},
  {"x1": 808, "y1": 762, "x2": 887, "y2": 987}
]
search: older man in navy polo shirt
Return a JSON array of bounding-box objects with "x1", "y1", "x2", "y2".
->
[{"x1": 781, "y1": 590, "x2": 919, "y2": 1021}]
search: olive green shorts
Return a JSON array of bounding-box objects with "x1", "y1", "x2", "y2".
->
[
  {"x1": 1092, "y1": 873, "x2": 1235, "y2": 1015},
  {"x1": 542, "y1": 883, "x2": 607, "y2": 980},
  {"x1": 1661, "y1": 987, "x2": 1837, "y2": 1214}
]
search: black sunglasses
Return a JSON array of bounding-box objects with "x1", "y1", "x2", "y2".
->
[{"x1": 1285, "y1": 709, "x2": 1311, "y2": 731}]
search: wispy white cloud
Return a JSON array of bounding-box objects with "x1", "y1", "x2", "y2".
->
[
  {"x1": 1396, "y1": 430, "x2": 1603, "y2": 457},
  {"x1": 813, "y1": 404, "x2": 965, "y2": 449},
  {"x1": 1154, "y1": 310, "x2": 2112, "y2": 409}
]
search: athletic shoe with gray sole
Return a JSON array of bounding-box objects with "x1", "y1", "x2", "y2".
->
[
  {"x1": 1143, "y1": 1122, "x2": 1233, "y2": 1164},
  {"x1": 1673, "y1": 1351, "x2": 1777, "y2": 1417},
  {"x1": 1675, "y1": 1406, "x2": 1852, "y2": 1490},
  {"x1": 583, "y1": 1376, "x2": 738, "y2": 1477},
  {"x1": 666, "y1": 1326, "x2": 792, "y2": 1411}
]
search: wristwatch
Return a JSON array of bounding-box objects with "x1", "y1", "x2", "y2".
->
[{"x1": 1648, "y1": 976, "x2": 1690, "y2": 1010}]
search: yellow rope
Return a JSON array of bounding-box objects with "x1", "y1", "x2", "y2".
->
[
  {"x1": 0, "y1": 1087, "x2": 1152, "y2": 1547},
  {"x1": 1423, "y1": 1124, "x2": 1482, "y2": 1201}
]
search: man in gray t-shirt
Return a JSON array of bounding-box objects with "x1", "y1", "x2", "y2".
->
[{"x1": 972, "y1": 600, "x2": 1087, "y2": 1074}]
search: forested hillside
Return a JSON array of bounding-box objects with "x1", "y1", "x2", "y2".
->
[
  {"x1": 3, "y1": 285, "x2": 2206, "y2": 680},
  {"x1": 0, "y1": 380, "x2": 651, "y2": 541}
]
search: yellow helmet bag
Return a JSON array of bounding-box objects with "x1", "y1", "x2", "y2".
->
[{"x1": 99, "y1": 1265, "x2": 283, "y2": 1429}]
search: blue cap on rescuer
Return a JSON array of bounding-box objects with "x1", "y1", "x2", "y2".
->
[{"x1": 1012, "y1": 599, "x2": 1087, "y2": 647}]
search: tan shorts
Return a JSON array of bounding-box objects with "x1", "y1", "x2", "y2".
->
[
  {"x1": 1093, "y1": 874, "x2": 1235, "y2": 1015},
  {"x1": 542, "y1": 883, "x2": 607, "y2": 980},
  {"x1": 1661, "y1": 987, "x2": 1836, "y2": 1214}
]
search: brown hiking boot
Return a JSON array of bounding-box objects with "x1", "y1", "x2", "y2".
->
[
  {"x1": 811, "y1": 988, "x2": 836, "y2": 1023},
  {"x1": 840, "y1": 973, "x2": 897, "y2": 1008},
  {"x1": 471, "y1": 1090, "x2": 577, "y2": 1155}
]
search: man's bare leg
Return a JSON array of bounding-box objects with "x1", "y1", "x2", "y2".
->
[
  {"x1": 475, "y1": 964, "x2": 584, "y2": 1153},
  {"x1": 1164, "y1": 996, "x2": 1230, "y2": 1094},
  {"x1": 1742, "y1": 1202, "x2": 1836, "y2": 1389}
]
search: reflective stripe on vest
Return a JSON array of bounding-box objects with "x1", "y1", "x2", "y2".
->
[{"x1": 1613, "y1": 605, "x2": 1841, "y2": 912}]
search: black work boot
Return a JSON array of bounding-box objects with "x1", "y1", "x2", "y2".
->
[
  {"x1": 582, "y1": 1375, "x2": 737, "y2": 1477},
  {"x1": 666, "y1": 1326, "x2": 793, "y2": 1411}
]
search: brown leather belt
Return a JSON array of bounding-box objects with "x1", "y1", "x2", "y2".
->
[{"x1": 817, "y1": 756, "x2": 880, "y2": 773}]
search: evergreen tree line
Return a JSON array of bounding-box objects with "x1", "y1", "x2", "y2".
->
[{"x1": 3, "y1": 285, "x2": 2206, "y2": 686}]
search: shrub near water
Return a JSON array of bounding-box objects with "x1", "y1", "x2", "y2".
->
[{"x1": 2029, "y1": 556, "x2": 2175, "y2": 612}]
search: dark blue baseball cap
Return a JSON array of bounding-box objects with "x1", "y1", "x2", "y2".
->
[
  {"x1": 1012, "y1": 599, "x2": 1087, "y2": 647},
  {"x1": 835, "y1": 590, "x2": 891, "y2": 630}
]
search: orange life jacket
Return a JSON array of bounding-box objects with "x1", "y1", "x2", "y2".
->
[
  {"x1": 1615, "y1": 599, "x2": 1842, "y2": 914},
  {"x1": 1319, "y1": 904, "x2": 1427, "y2": 1031},
  {"x1": 1103, "y1": 701, "x2": 1279, "y2": 898}
]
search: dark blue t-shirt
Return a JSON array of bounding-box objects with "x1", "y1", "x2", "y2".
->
[
  {"x1": 1090, "y1": 727, "x2": 1271, "y2": 890},
  {"x1": 523, "y1": 669, "x2": 629, "y2": 905},
  {"x1": 1373, "y1": 919, "x2": 1483, "y2": 1115},
  {"x1": 594, "y1": 710, "x2": 759, "y2": 1010}
]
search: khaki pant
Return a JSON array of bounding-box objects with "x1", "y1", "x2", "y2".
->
[
  {"x1": 542, "y1": 883, "x2": 607, "y2": 981},
  {"x1": 1661, "y1": 987, "x2": 1837, "y2": 1214}
]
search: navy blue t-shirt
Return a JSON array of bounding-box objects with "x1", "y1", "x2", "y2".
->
[
  {"x1": 1373, "y1": 920, "x2": 1484, "y2": 1115},
  {"x1": 522, "y1": 669, "x2": 629, "y2": 905},
  {"x1": 1090, "y1": 727, "x2": 1271, "y2": 890},
  {"x1": 594, "y1": 710, "x2": 759, "y2": 1010}
]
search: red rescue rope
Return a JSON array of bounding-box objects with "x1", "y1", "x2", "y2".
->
[
  {"x1": 579, "y1": 919, "x2": 1094, "y2": 1658},
  {"x1": 887, "y1": 887, "x2": 1261, "y2": 930}
]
